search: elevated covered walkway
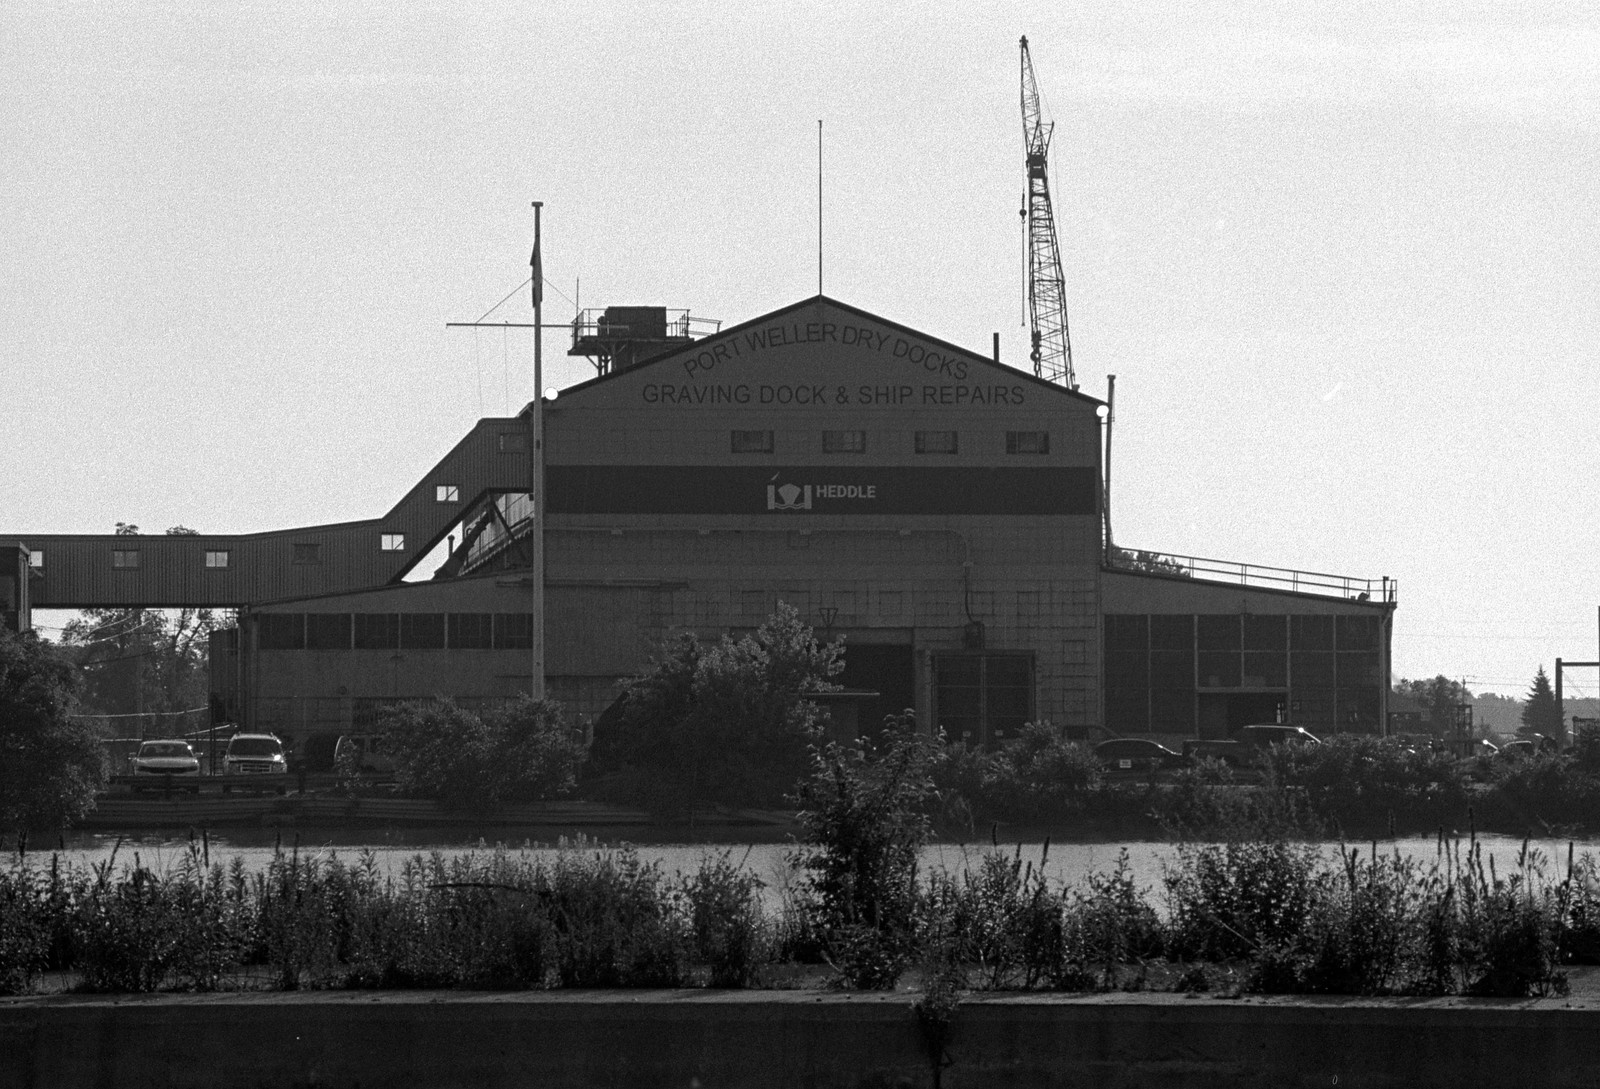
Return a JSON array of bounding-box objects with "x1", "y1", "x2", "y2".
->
[{"x1": 6, "y1": 415, "x2": 537, "y2": 611}]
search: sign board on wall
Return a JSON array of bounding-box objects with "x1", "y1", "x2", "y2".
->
[{"x1": 546, "y1": 466, "x2": 1096, "y2": 516}]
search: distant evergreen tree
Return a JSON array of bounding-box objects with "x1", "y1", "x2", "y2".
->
[{"x1": 1521, "y1": 666, "x2": 1563, "y2": 743}]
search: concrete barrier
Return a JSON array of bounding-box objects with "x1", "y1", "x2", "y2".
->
[{"x1": 4, "y1": 990, "x2": 1600, "y2": 1088}]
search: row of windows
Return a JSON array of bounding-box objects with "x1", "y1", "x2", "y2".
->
[
  {"x1": 729, "y1": 430, "x2": 1050, "y2": 455},
  {"x1": 1105, "y1": 613, "x2": 1380, "y2": 653},
  {"x1": 28, "y1": 484, "x2": 473, "y2": 572},
  {"x1": 1104, "y1": 612, "x2": 1385, "y2": 734},
  {"x1": 257, "y1": 612, "x2": 536, "y2": 651},
  {"x1": 40, "y1": 535, "x2": 413, "y2": 572},
  {"x1": 1105, "y1": 648, "x2": 1382, "y2": 691}
]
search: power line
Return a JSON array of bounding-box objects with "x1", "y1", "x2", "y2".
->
[{"x1": 68, "y1": 706, "x2": 207, "y2": 720}]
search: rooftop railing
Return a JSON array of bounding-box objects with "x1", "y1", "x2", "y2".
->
[
  {"x1": 569, "y1": 309, "x2": 722, "y2": 345},
  {"x1": 1106, "y1": 547, "x2": 1396, "y2": 604}
]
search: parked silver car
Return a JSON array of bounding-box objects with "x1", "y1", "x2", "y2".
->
[{"x1": 129, "y1": 739, "x2": 202, "y2": 791}]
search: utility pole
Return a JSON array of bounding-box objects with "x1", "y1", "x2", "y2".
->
[{"x1": 529, "y1": 202, "x2": 546, "y2": 700}]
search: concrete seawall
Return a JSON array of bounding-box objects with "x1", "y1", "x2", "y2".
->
[{"x1": 4, "y1": 990, "x2": 1599, "y2": 1088}]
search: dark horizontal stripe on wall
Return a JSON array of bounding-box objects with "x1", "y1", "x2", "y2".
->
[{"x1": 546, "y1": 466, "x2": 1097, "y2": 516}]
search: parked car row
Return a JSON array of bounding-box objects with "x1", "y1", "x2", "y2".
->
[
  {"x1": 1091, "y1": 725, "x2": 1571, "y2": 780},
  {"x1": 1094, "y1": 724, "x2": 1324, "y2": 774},
  {"x1": 126, "y1": 733, "x2": 289, "y2": 792},
  {"x1": 1097, "y1": 724, "x2": 1327, "y2": 773},
  {"x1": 122, "y1": 731, "x2": 395, "y2": 793}
]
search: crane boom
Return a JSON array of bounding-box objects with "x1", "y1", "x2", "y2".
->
[{"x1": 1020, "y1": 35, "x2": 1075, "y2": 389}]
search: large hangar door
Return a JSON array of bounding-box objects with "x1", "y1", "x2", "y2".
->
[{"x1": 835, "y1": 642, "x2": 914, "y2": 734}]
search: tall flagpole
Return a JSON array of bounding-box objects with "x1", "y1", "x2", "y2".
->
[{"x1": 529, "y1": 202, "x2": 546, "y2": 700}]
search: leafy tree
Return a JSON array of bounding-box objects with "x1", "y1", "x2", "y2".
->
[
  {"x1": 58, "y1": 525, "x2": 232, "y2": 732},
  {"x1": 1394, "y1": 675, "x2": 1473, "y2": 738},
  {"x1": 595, "y1": 603, "x2": 843, "y2": 812},
  {"x1": 0, "y1": 627, "x2": 105, "y2": 835},
  {"x1": 377, "y1": 695, "x2": 584, "y2": 813},
  {"x1": 1107, "y1": 547, "x2": 1190, "y2": 577},
  {"x1": 1522, "y1": 666, "x2": 1563, "y2": 744}
]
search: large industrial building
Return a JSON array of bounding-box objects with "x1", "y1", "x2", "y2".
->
[{"x1": 5, "y1": 295, "x2": 1396, "y2": 751}]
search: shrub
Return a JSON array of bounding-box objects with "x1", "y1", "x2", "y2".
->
[
  {"x1": 166, "y1": 850, "x2": 254, "y2": 991},
  {"x1": 547, "y1": 846, "x2": 689, "y2": 988},
  {"x1": 72, "y1": 857, "x2": 191, "y2": 993},
  {"x1": 1068, "y1": 849, "x2": 1163, "y2": 978},
  {"x1": 1283, "y1": 847, "x2": 1420, "y2": 995},
  {"x1": 974, "y1": 722, "x2": 1101, "y2": 822},
  {"x1": 793, "y1": 715, "x2": 937, "y2": 988},
  {"x1": 1164, "y1": 841, "x2": 1318, "y2": 961},
  {"x1": 1452, "y1": 840, "x2": 1566, "y2": 997},
  {"x1": 0, "y1": 864, "x2": 49, "y2": 994},
  {"x1": 254, "y1": 849, "x2": 348, "y2": 989},
  {"x1": 1155, "y1": 762, "x2": 1324, "y2": 841},
  {"x1": 951, "y1": 848, "x2": 1066, "y2": 991},
  {"x1": 1266, "y1": 736, "x2": 1468, "y2": 833},
  {"x1": 685, "y1": 851, "x2": 770, "y2": 987},
  {"x1": 1480, "y1": 752, "x2": 1600, "y2": 831},
  {"x1": 379, "y1": 696, "x2": 584, "y2": 814},
  {"x1": 594, "y1": 604, "x2": 843, "y2": 812}
]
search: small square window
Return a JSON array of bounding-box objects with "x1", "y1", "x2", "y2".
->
[
  {"x1": 498, "y1": 432, "x2": 528, "y2": 452},
  {"x1": 292, "y1": 543, "x2": 321, "y2": 565},
  {"x1": 27, "y1": 551, "x2": 43, "y2": 569},
  {"x1": 1006, "y1": 430, "x2": 1050, "y2": 454},
  {"x1": 112, "y1": 549, "x2": 141, "y2": 569},
  {"x1": 822, "y1": 430, "x2": 866, "y2": 454},
  {"x1": 205, "y1": 550, "x2": 230, "y2": 569},
  {"x1": 435, "y1": 484, "x2": 459, "y2": 503},
  {"x1": 380, "y1": 534, "x2": 405, "y2": 552},
  {"x1": 914, "y1": 430, "x2": 958, "y2": 454},
  {"x1": 731, "y1": 430, "x2": 774, "y2": 453}
]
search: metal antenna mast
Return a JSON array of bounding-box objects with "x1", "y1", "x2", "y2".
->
[{"x1": 1020, "y1": 35, "x2": 1076, "y2": 389}]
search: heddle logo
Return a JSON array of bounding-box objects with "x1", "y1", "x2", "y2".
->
[{"x1": 766, "y1": 480, "x2": 813, "y2": 511}]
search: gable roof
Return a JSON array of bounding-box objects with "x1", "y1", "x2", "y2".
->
[{"x1": 549, "y1": 294, "x2": 1105, "y2": 407}]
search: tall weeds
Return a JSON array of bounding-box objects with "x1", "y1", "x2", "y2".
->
[{"x1": 7, "y1": 833, "x2": 1600, "y2": 999}]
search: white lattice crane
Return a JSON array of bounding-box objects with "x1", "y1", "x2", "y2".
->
[{"x1": 1019, "y1": 35, "x2": 1076, "y2": 389}]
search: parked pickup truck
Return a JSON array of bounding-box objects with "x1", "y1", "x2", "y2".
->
[{"x1": 1184, "y1": 725, "x2": 1322, "y2": 767}]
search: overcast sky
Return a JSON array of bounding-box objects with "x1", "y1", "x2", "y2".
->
[{"x1": 4, "y1": 2, "x2": 1597, "y2": 697}]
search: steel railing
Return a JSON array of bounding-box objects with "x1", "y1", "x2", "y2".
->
[{"x1": 1106, "y1": 547, "x2": 1396, "y2": 603}]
